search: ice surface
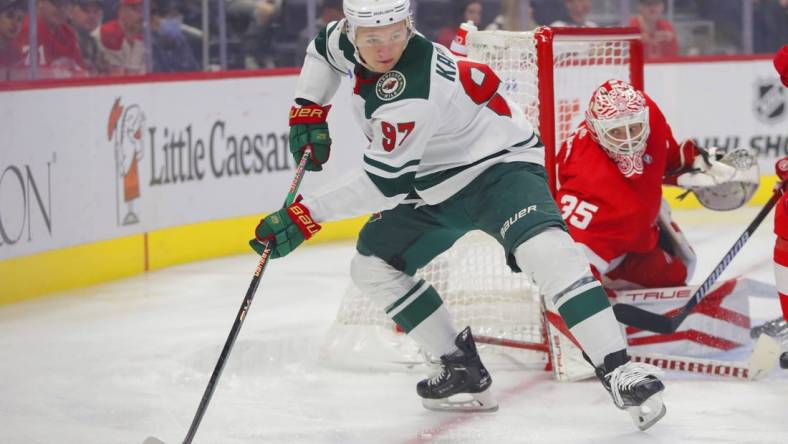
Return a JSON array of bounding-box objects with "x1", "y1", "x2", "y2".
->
[{"x1": 1, "y1": 208, "x2": 786, "y2": 444}]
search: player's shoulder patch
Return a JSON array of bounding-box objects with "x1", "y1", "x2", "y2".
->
[
  {"x1": 314, "y1": 19, "x2": 356, "y2": 72},
  {"x1": 363, "y1": 35, "x2": 433, "y2": 118}
]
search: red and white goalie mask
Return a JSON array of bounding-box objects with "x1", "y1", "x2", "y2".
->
[{"x1": 586, "y1": 80, "x2": 651, "y2": 178}]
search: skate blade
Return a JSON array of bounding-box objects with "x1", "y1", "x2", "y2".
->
[
  {"x1": 422, "y1": 389, "x2": 499, "y2": 413},
  {"x1": 627, "y1": 393, "x2": 666, "y2": 431}
]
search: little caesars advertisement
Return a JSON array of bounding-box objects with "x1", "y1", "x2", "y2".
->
[{"x1": 0, "y1": 74, "x2": 363, "y2": 260}]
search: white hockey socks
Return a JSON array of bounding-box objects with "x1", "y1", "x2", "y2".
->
[
  {"x1": 514, "y1": 228, "x2": 627, "y2": 366},
  {"x1": 350, "y1": 253, "x2": 459, "y2": 358}
]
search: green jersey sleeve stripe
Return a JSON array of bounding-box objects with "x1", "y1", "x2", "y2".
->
[
  {"x1": 512, "y1": 133, "x2": 541, "y2": 148},
  {"x1": 314, "y1": 28, "x2": 328, "y2": 59},
  {"x1": 366, "y1": 170, "x2": 416, "y2": 197},
  {"x1": 413, "y1": 149, "x2": 510, "y2": 191},
  {"x1": 325, "y1": 22, "x2": 341, "y2": 66},
  {"x1": 364, "y1": 155, "x2": 420, "y2": 174},
  {"x1": 338, "y1": 32, "x2": 357, "y2": 64},
  {"x1": 327, "y1": 21, "x2": 339, "y2": 37},
  {"x1": 313, "y1": 24, "x2": 346, "y2": 75}
]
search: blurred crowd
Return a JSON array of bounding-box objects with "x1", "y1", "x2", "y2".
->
[{"x1": 1, "y1": 0, "x2": 786, "y2": 82}]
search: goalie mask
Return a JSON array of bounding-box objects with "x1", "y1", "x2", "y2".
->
[
  {"x1": 343, "y1": 0, "x2": 414, "y2": 70},
  {"x1": 586, "y1": 80, "x2": 651, "y2": 178}
]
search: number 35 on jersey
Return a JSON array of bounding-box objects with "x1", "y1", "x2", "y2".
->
[{"x1": 560, "y1": 195, "x2": 599, "y2": 229}]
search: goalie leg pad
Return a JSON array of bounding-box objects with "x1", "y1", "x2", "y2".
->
[
  {"x1": 350, "y1": 252, "x2": 458, "y2": 357},
  {"x1": 605, "y1": 247, "x2": 689, "y2": 289},
  {"x1": 657, "y1": 199, "x2": 697, "y2": 281},
  {"x1": 513, "y1": 228, "x2": 627, "y2": 366}
]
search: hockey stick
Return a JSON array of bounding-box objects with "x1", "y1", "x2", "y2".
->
[
  {"x1": 612, "y1": 188, "x2": 781, "y2": 334},
  {"x1": 144, "y1": 150, "x2": 311, "y2": 444},
  {"x1": 474, "y1": 333, "x2": 780, "y2": 380}
]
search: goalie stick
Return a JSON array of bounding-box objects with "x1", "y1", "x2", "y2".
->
[
  {"x1": 612, "y1": 187, "x2": 781, "y2": 334},
  {"x1": 474, "y1": 333, "x2": 780, "y2": 380},
  {"x1": 144, "y1": 149, "x2": 311, "y2": 444}
]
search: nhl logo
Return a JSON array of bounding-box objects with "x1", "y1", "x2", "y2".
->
[
  {"x1": 753, "y1": 79, "x2": 786, "y2": 124},
  {"x1": 376, "y1": 71, "x2": 406, "y2": 101}
]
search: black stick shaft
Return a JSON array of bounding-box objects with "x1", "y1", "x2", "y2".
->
[
  {"x1": 613, "y1": 187, "x2": 782, "y2": 334},
  {"x1": 183, "y1": 151, "x2": 311, "y2": 444},
  {"x1": 676, "y1": 188, "x2": 781, "y2": 319}
]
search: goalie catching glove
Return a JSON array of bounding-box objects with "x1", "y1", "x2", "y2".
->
[
  {"x1": 676, "y1": 147, "x2": 760, "y2": 211},
  {"x1": 289, "y1": 102, "x2": 332, "y2": 171},
  {"x1": 249, "y1": 200, "x2": 321, "y2": 258}
]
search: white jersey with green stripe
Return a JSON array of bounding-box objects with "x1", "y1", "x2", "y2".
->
[{"x1": 297, "y1": 20, "x2": 544, "y2": 223}]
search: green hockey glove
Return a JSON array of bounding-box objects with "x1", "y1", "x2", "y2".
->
[
  {"x1": 289, "y1": 104, "x2": 332, "y2": 171},
  {"x1": 249, "y1": 201, "x2": 322, "y2": 258}
]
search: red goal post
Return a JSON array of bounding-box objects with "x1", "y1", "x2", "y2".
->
[{"x1": 468, "y1": 26, "x2": 644, "y2": 194}]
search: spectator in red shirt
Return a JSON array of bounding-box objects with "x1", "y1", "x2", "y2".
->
[
  {"x1": 628, "y1": 0, "x2": 679, "y2": 58},
  {"x1": 93, "y1": 0, "x2": 145, "y2": 75},
  {"x1": 15, "y1": 0, "x2": 86, "y2": 78},
  {"x1": 0, "y1": 0, "x2": 25, "y2": 80}
]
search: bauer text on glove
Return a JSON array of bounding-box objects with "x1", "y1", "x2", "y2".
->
[
  {"x1": 289, "y1": 103, "x2": 332, "y2": 171},
  {"x1": 249, "y1": 202, "x2": 322, "y2": 258}
]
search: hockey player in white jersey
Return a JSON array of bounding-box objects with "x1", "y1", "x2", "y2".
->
[{"x1": 250, "y1": 0, "x2": 666, "y2": 429}]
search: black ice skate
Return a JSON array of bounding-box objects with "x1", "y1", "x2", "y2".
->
[
  {"x1": 416, "y1": 327, "x2": 498, "y2": 412},
  {"x1": 596, "y1": 350, "x2": 666, "y2": 431}
]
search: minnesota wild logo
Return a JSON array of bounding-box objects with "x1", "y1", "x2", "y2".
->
[{"x1": 376, "y1": 71, "x2": 406, "y2": 101}]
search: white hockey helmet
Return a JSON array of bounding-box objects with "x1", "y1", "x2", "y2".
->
[
  {"x1": 585, "y1": 80, "x2": 651, "y2": 178},
  {"x1": 343, "y1": 0, "x2": 414, "y2": 45}
]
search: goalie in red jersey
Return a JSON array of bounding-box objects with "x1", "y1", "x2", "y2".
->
[{"x1": 556, "y1": 79, "x2": 759, "y2": 291}]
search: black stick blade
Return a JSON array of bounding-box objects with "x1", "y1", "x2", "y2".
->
[{"x1": 613, "y1": 303, "x2": 678, "y2": 334}]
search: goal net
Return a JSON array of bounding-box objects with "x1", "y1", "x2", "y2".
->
[{"x1": 320, "y1": 27, "x2": 644, "y2": 379}]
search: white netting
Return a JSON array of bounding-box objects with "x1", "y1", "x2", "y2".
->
[
  {"x1": 468, "y1": 30, "x2": 634, "y2": 148},
  {"x1": 321, "y1": 231, "x2": 546, "y2": 372},
  {"x1": 321, "y1": 29, "x2": 640, "y2": 373},
  {"x1": 467, "y1": 31, "x2": 541, "y2": 130}
]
